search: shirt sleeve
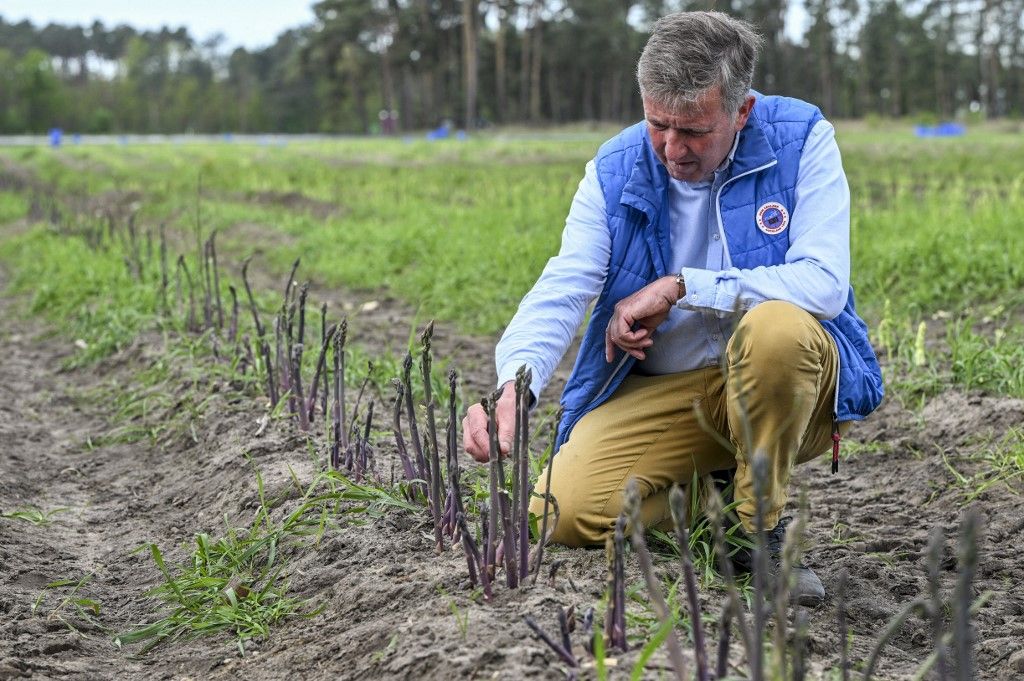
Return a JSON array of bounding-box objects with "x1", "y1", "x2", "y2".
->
[
  {"x1": 495, "y1": 159, "x2": 610, "y2": 402},
  {"x1": 678, "y1": 119, "x2": 851, "y2": 320}
]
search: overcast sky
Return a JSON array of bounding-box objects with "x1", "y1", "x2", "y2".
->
[
  {"x1": 0, "y1": 0, "x2": 317, "y2": 50},
  {"x1": 1, "y1": 1, "x2": 810, "y2": 51}
]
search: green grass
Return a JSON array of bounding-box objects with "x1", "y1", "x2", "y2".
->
[
  {"x1": 116, "y1": 465, "x2": 416, "y2": 654},
  {"x1": 943, "y1": 427, "x2": 1024, "y2": 503},
  {"x1": 1, "y1": 507, "x2": 70, "y2": 525}
]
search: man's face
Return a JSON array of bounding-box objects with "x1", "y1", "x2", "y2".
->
[{"x1": 643, "y1": 88, "x2": 755, "y2": 183}]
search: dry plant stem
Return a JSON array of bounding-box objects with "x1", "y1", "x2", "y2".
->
[
  {"x1": 774, "y1": 511, "x2": 806, "y2": 678},
  {"x1": 240, "y1": 257, "x2": 265, "y2": 339},
  {"x1": 926, "y1": 527, "x2": 948, "y2": 681},
  {"x1": 282, "y1": 257, "x2": 300, "y2": 307},
  {"x1": 275, "y1": 314, "x2": 290, "y2": 400},
  {"x1": 348, "y1": 369, "x2": 372, "y2": 441},
  {"x1": 705, "y1": 489, "x2": 755, "y2": 666},
  {"x1": 457, "y1": 511, "x2": 483, "y2": 592},
  {"x1": 606, "y1": 514, "x2": 628, "y2": 651},
  {"x1": 330, "y1": 332, "x2": 342, "y2": 468},
  {"x1": 209, "y1": 231, "x2": 224, "y2": 331},
  {"x1": 291, "y1": 344, "x2": 309, "y2": 431},
  {"x1": 558, "y1": 607, "x2": 573, "y2": 655},
  {"x1": 201, "y1": 238, "x2": 214, "y2": 330},
  {"x1": 173, "y1": 252, "x2": 183, "y2": 315},
  {"x1": 446, "y1": 369, "x2": 465, "y2": 526},
  {"x1": 750, "y1": 453, "x2": 770, "y2": 681},
  {"x1": 176, "y1": 255, "x2": 197, "y2": 332},
  {"x1": 319, "y1": 303, "x2": 328, "y2": 422},
  {"x1": 792, "y1": 608, "x2": 809, "y2": 681},
  {"x1": 357, "y1": 402, "x2": 374, "y2": 481},
  {"x1": 402, "y1": 354, "x2": 428, "y2": 486},
  {"x1": 623, "y1": 479, "x2": 687, "y2": 681},
  {"x1": 511, "y1": 372, "x2": 523, "y2": 569},
  {"x1": 158, "y1": 223, "x2": 169, "y2": 314},
  {"x1": 485, "y1": 396, "x2": 501, "y2": 576},
  {"x1": 532, "y1": 406, "x2": 562, "y2": 584},
  {"x1": 953, "y1": 510, "x2": 980, "y2": 681},
  {"x1": 909, "y1": 593, "x2": 992, "y2": 681},
  {"x1": 493, "y1": 434, "x2": 517, "y2": 588},
  {"x1": 524, "y1": 616, "x2": 578, "y2": 668},
  {"x1": 862, "y1": 596, "x2": 928, "y2": 680},
  {"x1": 838, "y1": 569, "x2": 850, "y2": 681},
  {"x1": 516, "y1": 367, "x2": 532, "y2": 580},
  {"x1": 420, "y1": 323, "x2": 444, "y2": 552},
  {"x1": 669, "y1": 484, "x2": 709, "y2": 681},
  {"x1": 581, "y1": 607, "x2": 595, "y2": 655},
  {"x1": 716, "y1": 605, "x2": 731, "y2": 680},
  {"x1": 486, "y1": 384, "x2": 517, "y2": 586},
  {"x1": 336, "y1": 320, "x2": 347, "y2": 445},
  {"x1": 227, "y1": 285, "x2": 239, "y2": 345},
  {"x1": 305, "y1": 323, "x2": 337, "y2": 423},
  {"x1": 390, "y1": 381, "x2": 418, "y2": 485},
  {"x1": 297, "y1": 283, "x2": 309, "y2": 348}
]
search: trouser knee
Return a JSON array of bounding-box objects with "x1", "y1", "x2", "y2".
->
[
  {"x1": 727, "y1": 301, "x2": 826, "y2": 386},
  {"x1": 528, "y1": 482, "x2": 603, "y2": 548}
]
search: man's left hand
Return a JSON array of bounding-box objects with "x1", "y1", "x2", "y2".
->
[{"x1": 604, "y1": 275, "x2": 681, "y2": 362}]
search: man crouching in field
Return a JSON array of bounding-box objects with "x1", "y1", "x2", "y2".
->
[{"x1": 462, "y1": 11, "x2": 883, "y2": 606}]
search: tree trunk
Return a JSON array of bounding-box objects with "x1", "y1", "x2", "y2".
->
[
  {"x1": 494, "y1": 0, "x2": 508, "y2": 122},
  {"x1": 462, "y1": 0, "x2": 479, "y2": 129},
  {"x1": 529, "y1": 18, "x2": 543, "y2": 122}
]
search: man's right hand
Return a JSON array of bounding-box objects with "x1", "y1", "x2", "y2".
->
[{"x1": 462, "y1": 380, "x2": 517, "y2": 463}]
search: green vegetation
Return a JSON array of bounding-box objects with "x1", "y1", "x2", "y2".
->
[
  {"x1": 1, "y1": 507, "x2": 70, "y2": 525},
  {"x1": 4, "y1": 123, "x2": 1022, "y2": 406},
  {"x1": 3, "y1": 3, "x2": 1023, "y2": 134},
  {"x1": 116, "y1": 466, "x2": 415, "y2": 654},
  {"x1": 0, "y1": 126, "x2": 1013, "y2": 675}
]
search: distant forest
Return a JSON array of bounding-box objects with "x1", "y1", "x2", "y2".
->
[{"x1": 2, "y1": 0, "x2": 1023, "y2": 134}]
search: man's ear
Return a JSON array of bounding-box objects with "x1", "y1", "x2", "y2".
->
[{"x1": 735, "y1": 94, "x2": 756, "y2": 130}]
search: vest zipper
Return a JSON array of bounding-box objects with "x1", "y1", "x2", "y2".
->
[
  {"x1": 712, "y1": 158, "x2": 845, "y2": 472},
  {"x1": 712, "y1": 159, "x2": 778, "y2": 268},
  {"x1": 585, "y1": 353, "x2": 631, "y2": 412}
]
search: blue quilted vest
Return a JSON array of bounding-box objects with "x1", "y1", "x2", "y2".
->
[{"x1": 555, "y1": 95, "x2": 884, "y2": 449}]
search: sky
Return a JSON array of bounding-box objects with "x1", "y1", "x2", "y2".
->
[
  {"x1": 0, "y1": 0, "x2": 317, "y2": 50},
  {"x1": 1, "y1": 1, "x2": 811, "y2": 51}
]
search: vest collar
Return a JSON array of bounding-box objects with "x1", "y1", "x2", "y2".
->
[
  {"x1": 727, "y1": 105, "x2": 777, "y2": 180},
  {"x1": 620, "y1": 100, "x2": 777, "y2": 219},
  {"x1": 620, "y1": 132, "x2": 668, "y2": 223}
]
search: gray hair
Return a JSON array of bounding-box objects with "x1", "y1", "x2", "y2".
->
[{"x1": 637, "y1": 11, "x2": 762, "y2": 114}]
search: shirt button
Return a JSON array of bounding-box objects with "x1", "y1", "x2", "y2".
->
[
  {"x1": 712, "y1": 335, "x2": 720, "y2": 341},
  {"x1": 712, "y1": 233, "x2": 720, "y2": 241}
]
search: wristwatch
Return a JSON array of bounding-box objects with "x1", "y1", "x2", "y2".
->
[{"x1": 675, "y1": 272, "x2": 686, "y2": 301}]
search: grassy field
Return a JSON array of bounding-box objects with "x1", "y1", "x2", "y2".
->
[
  {"x1": 1, "y1": 122, "x2": 1023, "y2": 678},
  {"x1": 2, "y1": 121, "x2": 1023, "y2": 400}
]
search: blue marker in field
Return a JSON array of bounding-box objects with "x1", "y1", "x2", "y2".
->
[{"x1": 49, "y1": 128, "x2": 63, "y2": 147}]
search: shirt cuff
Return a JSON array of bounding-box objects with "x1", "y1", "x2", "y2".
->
[
  {"x1": 496, "y1": 362, "x2": 541, "y2": 407},
  {"x1": 676, "y1": 267, "x2": 752, "y2": 316}
]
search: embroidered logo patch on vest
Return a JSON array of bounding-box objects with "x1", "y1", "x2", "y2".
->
[{"x1": 756, "y1": 202, "x2": 789, "y2": 235}]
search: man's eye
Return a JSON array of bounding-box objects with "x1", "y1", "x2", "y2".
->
[{"x1": 649, "y1": 122, "x2": 667, "y2": 131}]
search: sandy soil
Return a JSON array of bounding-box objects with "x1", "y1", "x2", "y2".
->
[{"x1": 2, "y1": 210, "x2": 1024, "y2": 679}]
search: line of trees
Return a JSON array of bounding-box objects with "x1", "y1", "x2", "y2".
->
[{"x1": 1, "y1": 0, "x2": 1022, "y2": 135}]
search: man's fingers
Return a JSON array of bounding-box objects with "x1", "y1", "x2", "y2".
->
[{"x1": 461, "y1": 407, "x2": 491, "y2": 462}]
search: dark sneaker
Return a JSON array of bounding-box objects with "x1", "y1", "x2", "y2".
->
[{"x1": 731, "y1": 516, "x2": 825, "y2": 608}]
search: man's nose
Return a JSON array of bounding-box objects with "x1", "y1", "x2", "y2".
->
[{"x1": 664, "y1": 130, "x2": 689, "y2": 160}]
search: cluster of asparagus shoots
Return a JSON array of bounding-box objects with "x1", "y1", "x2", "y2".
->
[
  {"x1": 526, "y1": 457, "x2": 984, "y2": 681},
  {"x1": 396, "y1": 359, "x2": 562, "y2": 600}
]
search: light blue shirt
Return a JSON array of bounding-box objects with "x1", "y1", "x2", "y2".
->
[{"x1": 496, "y1": 119, "x2": 850, "y2": 399}]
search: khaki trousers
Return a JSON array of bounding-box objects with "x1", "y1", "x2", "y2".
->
[{"x1": 530, "y1": 301, "x2": 847, "y2": 548}]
